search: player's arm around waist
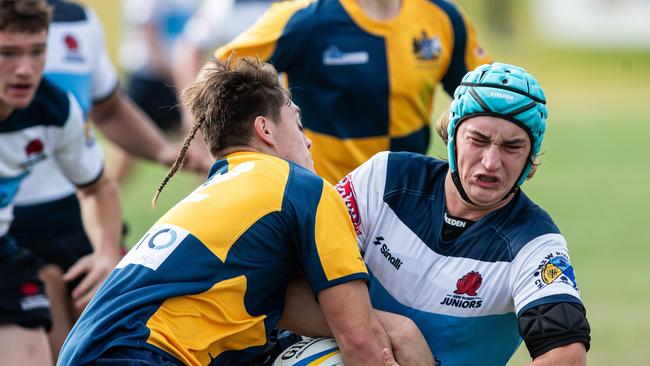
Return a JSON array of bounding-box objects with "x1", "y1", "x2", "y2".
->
[{"x1": 317, "y1": 279, "x2": 393, "y2": 366}]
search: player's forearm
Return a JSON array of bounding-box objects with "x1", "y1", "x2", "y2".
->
[
  {"x1": 91, "y1": 91, "x2": 176, "y2": 165},
  {"x1": 318, "y1": 281, "x2": 392, "y2": 365},
  {"x1": 525, "y1": 343, "x2": 587, "y2": 366},
  {"x1": 76, "y1": 174, "x2": 122, "y2": 257}
]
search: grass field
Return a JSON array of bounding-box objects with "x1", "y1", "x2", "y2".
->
[{"x1": 84, "y1": 1, "x2": 650, "y2": 364}]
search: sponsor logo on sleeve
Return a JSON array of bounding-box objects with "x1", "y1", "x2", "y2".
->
[
  {"x1": 533, "y1": 252, "x2": 578, "y2": 290},
  {"x1": 63, "y1": 34, "x2": 84, "y2": 62},
  {"x1": 335, "y1": 175, "x2": 362, "y2": 236},
  {"x1": 116, "y1": 225, "x2": 189, "y2": 271},
  {"x1": 440, "y1": 271, "x2": 483, "y2": 309},
  {"x1": 83, "y1": 122, "x2": 97, "y2": 147}
]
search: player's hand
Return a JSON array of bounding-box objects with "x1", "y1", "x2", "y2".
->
[
  {"x1": 63, "y1": 251, "x2": 121, "y2": 311},
  {"x1": 181, "y1": 141, "x2": 212, "y2": 174},
  {"x1": 383, "y1": 348, "x2": 400, "y2": 366},
  {"x1": 156, "y1": 144, "x2": 180, "y2": 168}
]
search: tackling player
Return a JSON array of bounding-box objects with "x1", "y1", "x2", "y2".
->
[{"x1": 58, "y1": 58, "x2": 417, "y2": 366}]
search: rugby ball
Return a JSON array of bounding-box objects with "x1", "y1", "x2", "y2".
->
[{"x1": 273, "y1": 337, "x2": 344, "y2": 366}]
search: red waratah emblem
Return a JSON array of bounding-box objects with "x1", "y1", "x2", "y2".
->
[
  {"x1": 64, "y1": 34, "x2": 78, "y2": 50},
  {"x1": 454, "y1": 271, "x2": 483, "y2": 296},
  {"x1": 25, "y1": 139, "x2": 44, "y2": 156},
  {"x1": 20, "y1": 282, "x2": 40, "y2": 296},
  {"x1": 335, "y1": 175, "x2": 362, "y2": 235}
]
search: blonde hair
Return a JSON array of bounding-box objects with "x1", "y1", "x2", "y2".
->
[{"x1": 435, "y1": 107, "x2": 451, "y2": 145}]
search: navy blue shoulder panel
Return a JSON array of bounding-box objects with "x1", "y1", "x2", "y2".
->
[
  {"x1": 50, "y1": 0, "x2": 87, "y2": 23},
  {"x1": 384, "y1": 152, "x2": 448, "y2": 200},
  {"x1": 382, "y1": 152, "x2": 560, "y2": 262},
  {"x1": 0, "y1": 79, "x2": 71, "y2": 132},
  {"x1": 428, "y1": 0, "x2": 469, "y2": 96},
  {"x1": 269, "y1": 0, "x2": 321, "y2": 71},
  {"x1": 281, "y1": 162, "x2": 325, "y2": 236},
  {"x1": 497, "y1": 193, "x2": 561, "y2": 256},
  {"x1": 383, "y1": 153, "x2": 448, "y2": 254}
]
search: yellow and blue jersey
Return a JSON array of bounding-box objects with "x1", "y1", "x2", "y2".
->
[
  {"x1": 58, "y1": 152, "x2": 367, "y2": 366},
  {"x1": 215, "y1": 0, "x2": 491, "y2": 183}
]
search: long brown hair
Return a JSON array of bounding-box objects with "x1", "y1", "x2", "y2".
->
[{"x1": 152, "y1": 57, "x2": 290, "y2": 205}]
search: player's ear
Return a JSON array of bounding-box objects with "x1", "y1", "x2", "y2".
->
[
  {"x1": 253, "y1": 116, "x2": 275, "y2": 147},
  {"x1": 527, "y1": 164, "x2": 538, "y2": 179}
]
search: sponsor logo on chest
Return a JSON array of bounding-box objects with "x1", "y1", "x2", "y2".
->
[
  {"x1": 373, "y1": 236, "x2": 404, "y2": 270},
  {"x1": 19, "y1": 138, "x2": 47, "y2": 169},
  {"x1": 440, "y1": 271, "x2": 484, "y2": 309},
  {"x1": 322, "y1": 45, "x2": 369, "y2": 66},
  {"x1": 413, "y1": 30, "x2": 441, "y2": 61}
]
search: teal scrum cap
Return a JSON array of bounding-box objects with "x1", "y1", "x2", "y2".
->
[{"x1": 447, "y1": 62, "x2": 548, "y2": 203}]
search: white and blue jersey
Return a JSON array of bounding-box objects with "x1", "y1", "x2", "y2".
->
[
  {"x1": 11, "y1": 1, "x2": 117, "y2": 237},
  {"x1": 336, "y1": 152, "x2": 583, "y2": 366},
  {"x1": 0, "y1": 80, "x2": 104, "y2": 242}
]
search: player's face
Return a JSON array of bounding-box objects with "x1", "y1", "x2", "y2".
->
[
  {"x1": 273, "y1": 101, "x2": 314, "y2": 171},
  {"x1": 0, "y1": 30, "x2": 47, "y2": 119},
  {"x1": 455, "y1": 116, "x2": 530, "y2": 208}
]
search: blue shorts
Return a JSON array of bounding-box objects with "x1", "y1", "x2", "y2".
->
[
  {"x1": 0, "y1": 236, "x2": 51, "y2": 330},
  {"x1": 125, "y1": 74, "x2": 181, "y2": 132},
  {"x1": 11, "y1": 195, "x2": 93, "y2": 272}
]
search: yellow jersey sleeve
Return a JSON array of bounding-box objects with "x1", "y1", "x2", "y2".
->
[
  {"x1": 214, "y1": 0, "x2": 316, "y2": 67},
  {"x1": 286, "y1": 164, "x2": 368, "y2": 294}
]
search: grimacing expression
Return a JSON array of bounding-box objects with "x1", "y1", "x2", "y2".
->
[
  {"x1": 455, "y1": 115, "x2": 531, "y2": 208},
  {"x1": 0, "y1": 30, "x2": 47, "y2": 118},
  {"x1": 273, "y1": 101, "x2": 314, "y2": 171}
]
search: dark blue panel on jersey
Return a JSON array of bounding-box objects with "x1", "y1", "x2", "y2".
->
[
  {"x1": 383, "y1": 152, "x2": 560, "y2": 262},
  {"x1": 60, "y1": 233, "x2": 224, "y2": 365},
  {"x1": 280, "y1": 163, "x2": 331, "y2": 289},
  {"x1": 0, "y1": 80, "x2": 70, "y2": 132},
  {"x1": 429, "y1": 0, "x2": 470, "y2": 96},
  {"x1": 49, "y1": 0, "x2": 87, "y2": 22},
  {"x1": 12, "y1": 194, "x2": 82, "y2": 238},
  {"x1": 517, "y1": 294, "x2": 583, "y2": 317},
  {"x1": 367, "y1": 271, "x2": 522, "y2": 366},
  {"x1": 207, "y1": 159, "x2": 230, "y2": 180},
  {"x1": 390, "y1": 125, "x2": 430, "y2": 154},
  {"x1": 271, "y1": 0, "x2": 390, "y2": 138}
]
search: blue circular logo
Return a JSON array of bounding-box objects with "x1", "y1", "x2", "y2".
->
[{"x1": 148, "y1": 228, "x2": 178, "y2": 250}]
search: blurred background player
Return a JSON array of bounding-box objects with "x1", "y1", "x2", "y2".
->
[
  {"x1": 0, "y1": 0, "x2": 122, "y2": 364},
  {"x1": 214, "y1": 0, "x2": 491, "y2": 184},
  {"x1": 115, "y1": 0, "x2": 203, "y2": 185},
  {"x1": 173, "y1": 0, "x2": 277, "y2": 90},
  {"x1": 9, "y1": 0, "x2": 210, "y2": 360}
]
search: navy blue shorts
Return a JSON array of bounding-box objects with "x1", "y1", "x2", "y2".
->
[
  {"x1": 125, "y1": 75, "x2": 181, "y2": 132},
  {"x1": 0, "y1": 237, "x2": 51, "y2": 330},
  {"x1": 10, "y1": 194, "x2": 127, "y2": 293},
  {"x1": 11, "y1": 195, "x2": 92, "y2": 273}
]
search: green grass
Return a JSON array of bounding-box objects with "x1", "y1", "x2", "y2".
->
[{"x1": 86, "y1": 0, "x2": 650, "y2": 364}]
